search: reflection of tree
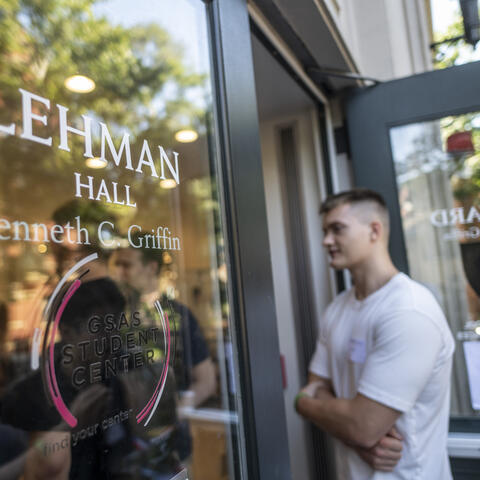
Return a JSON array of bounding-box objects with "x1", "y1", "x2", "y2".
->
[
  {"x1": 451, "y1": 155, "x2": 480, "y2": 204},
  {"x1": 0, "y1": 0, "x2": 206, "y2": 222},
  {"x1": 393, "y1": 120, "x2": 476, "y2": 414},
  {"x1": 432, "y1": 11, "x2": 480, "y2": 70},
  {"x1": 394, "y1": 123, "x2": 447, "y2": 183},
  {"x1": 438, "y1": 115, "x2": 480, "y2": 207}
]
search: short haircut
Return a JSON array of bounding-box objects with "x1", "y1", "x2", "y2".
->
[{"x1": 320, "y1": 188, "x2": 390, "y2": 230}]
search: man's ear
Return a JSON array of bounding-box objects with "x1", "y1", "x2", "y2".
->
[{"x1": 370, "y1": 221, "x2": 382, "y2": 242}]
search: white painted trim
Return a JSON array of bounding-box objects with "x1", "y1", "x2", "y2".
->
[
  {"x1": 312, "y1": 0, "x2": 359, "y2": 74},
  {"x1": 247, "y1": 2, "x2": 328, "y2": 105},
  {"x1": 324, "y1": 105, "x2": 340, "y2": 193},
  {"x1": 448, "y1": 432, "x2": 480, "y2": 459},
  {"x1": 311, "y1": 105, "x2": 346, "y2": 297},
  {"x1": 323, "y1": 104, "x2": 353, "y2": 291},
  {"x1": 310, "y1": 108, "x2": 328, "y2": 200}
]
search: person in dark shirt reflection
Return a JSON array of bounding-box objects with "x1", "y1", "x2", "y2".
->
[
  {"x1": 1, "y1": 278, "x2": 136, "y2": 479},
  {"x1": 110, "y1": 245, "x2": 216, "y2": 409},
  {"x1": 110, "y1": 241, "x2": 216, "y2": 462},
  {"x1": 0, "y1": 201, "x2": 182, "y2": 479}
]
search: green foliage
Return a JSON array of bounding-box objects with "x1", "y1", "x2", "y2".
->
[
  {"x1": 439, "y1": 113, "x2": 480, "y2": 204},
  {"x1": 0, "y1": 0, "x2": 207, "y2": 221},
  {"x1": 432, "y1": 12, "x2": 478, "y2": 69},
  {"x1": 432, "y1": 6, "x2": 480, "y2": 205}
]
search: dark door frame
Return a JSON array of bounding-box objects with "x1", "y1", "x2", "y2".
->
[
  {"x1": 248, "y1": 14, "x2": 339, "y2": 479},
  {"x1": 346, "y1": 60, "x2": 480, "y2": 478},
  {"x1": 207, "y1": 1, "x2": 292, "y2": 478},
  {"x1": 346, "y1": 60, "x2": 480, "y2": 275}
]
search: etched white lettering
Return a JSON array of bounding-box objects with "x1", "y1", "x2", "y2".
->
[
  {"x1": 57, "y1": 105, "x2": 93, "y2": 157},
  {"x1": 19, "y1": 89, "x2": 52, "y2": 146},
  {"x1": 99, "y1": 123, "x2": 133, "y2": 170},
  {"x1": 159, "y1": 147, "x2": 179, "y2": 184}
]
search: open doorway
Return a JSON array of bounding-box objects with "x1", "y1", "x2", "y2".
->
[{"x1": 251, "y1": 31, "x2": 335, "y2": 479}]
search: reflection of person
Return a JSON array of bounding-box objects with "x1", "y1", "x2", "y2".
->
[
  {"x1": 110, "y1": 245, "x2": 216, "y2": 408},
  {"x1": 110, "y1": 244, "x2": 216, "y2": 464},
  {"x1": 0, "y1": 200, "x2": 182, "y2": 479},
  {"x1": 296, "y1": 189, "x2": 455, "y2": 479},
  {"x1": 0, "y1": 200, "x2": 126, "y2": 479},
  {"x1": 1, "y1": 278, "x2": 135, "y2": 479},
  {"x1": 50, "y1": 199, "x2": 117, "y2": 280}
]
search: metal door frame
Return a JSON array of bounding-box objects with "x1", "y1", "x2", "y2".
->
[
  {"x1": 346, "y1": 61, "x2": 480, "y2": 475},
  {"x1": 346, "y1": 60, "x2": 480, "y2": 275},
  {"x1": 207, "y1": 1, "x2": 292, "y2": 478}
]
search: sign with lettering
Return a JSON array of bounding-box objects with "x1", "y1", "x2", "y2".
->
[
  {"x1": 430, "y1": 206, "x2": 480, "y2": 241},
  {"x1": 0, "y1": 88, "x2": 181, "y2": 208}
]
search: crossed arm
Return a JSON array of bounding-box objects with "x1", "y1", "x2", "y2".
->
[{"x1": 297, "y1": 373, "x2": 403, "y2": 471}]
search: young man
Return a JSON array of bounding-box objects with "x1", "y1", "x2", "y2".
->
[
  {"x1": 296, "y1": 189, "x2": 455, "y2": 479},
  {"x1": 110, "y1": 245, "x2": 216, "y2": 408}
]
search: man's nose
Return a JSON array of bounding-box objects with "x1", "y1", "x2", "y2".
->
[{"x1": 322, "y1": 232, "x2": 333, "y2": 247}]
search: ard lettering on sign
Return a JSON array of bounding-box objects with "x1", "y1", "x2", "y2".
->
[
  {"x1": 430, "y1": 206, "x2": 480, "y2": 227},
  {"x1": 0, "y1": 88, "x2": 180, "y2": 207}
]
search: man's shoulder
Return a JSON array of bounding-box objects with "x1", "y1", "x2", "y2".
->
[
  {"x1": 383, "y1": 274, "x2": 444, "y2": 317},
  {"x1": 374, "y1": 275, "x2": 454, "y2": 350},
  {"x1": 325, "y1": 274, "x2": 443, "y2": 318}
]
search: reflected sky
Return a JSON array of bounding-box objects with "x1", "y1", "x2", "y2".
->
[
  {"x1": 390, "y1": 122, "x2": 442, "y2": 163},
  {"x1": 92, "y1": 0, "x2": 209, "y2": 75}
]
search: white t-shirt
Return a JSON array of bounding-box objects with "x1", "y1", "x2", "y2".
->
[{"x1": 309, "y1": 273, "x2": 455, "y2": 480}]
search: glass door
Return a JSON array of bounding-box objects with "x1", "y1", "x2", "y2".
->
[
  {"x1": 0, "y1": 1, "x2": 247, "y2": 479},
  {"x1": 346, "y1": 61, "x2": 480, "y2": 478},
  {"x1": 390, "y1": 115, "x2": 480, "y2": 419}
]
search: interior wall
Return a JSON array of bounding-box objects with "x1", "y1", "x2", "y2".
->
[
  {"x1": 295, "y1": 110, "x2": 334, "y2": 333},
  {"x1": 260, "y1": 113, "x2": 314, "y2": 480},
  {"x1": 258, "y1": 109, "x2": 336, "y2": 480},
  {"x1": 252, "y1": 32, "x2": 337, "y2": 479}
]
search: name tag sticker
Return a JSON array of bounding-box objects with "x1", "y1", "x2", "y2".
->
[{"x1": 349, "y1": 338, "x2": 367, "y2": 364}]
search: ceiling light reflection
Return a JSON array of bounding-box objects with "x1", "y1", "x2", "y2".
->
[
  {"x1": 86, "y1": 157, "x2": 107, "y2": 169},
  {"x1": 160, "y1": 179, "x2": 177, "y2": 189},
  {"x1": 175, "y1": 129, "x2": 198, "y2": 143},
  {"x1": 64, "y1": 75, "x2": 96, "y2": 93}
]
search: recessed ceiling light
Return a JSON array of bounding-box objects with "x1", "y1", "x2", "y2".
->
[
  {"x1": 175, "y1": 129, "x2": 198, "y2": 143},
  {"x1": 86, "y1": 157, "x2": 107, "y2": 169},
  {"x1": 64, "y1": 75, "x2": 96, "y2": 93},
  {"x1": 475, "y1": 326, "x2": 480, "y2": 336},
  {"x1": 160, "y1": 179, "x2": 177, "y2": 189}
]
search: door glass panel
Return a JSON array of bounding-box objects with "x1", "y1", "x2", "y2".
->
[
  {"x1": 391, "y1": 113, "x2": 480, "y2": 418},
  {"x1": 0, "y1": 1, "x2": 246, "y2": 479}
]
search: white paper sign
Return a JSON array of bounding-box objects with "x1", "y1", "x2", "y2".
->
[{"x1": 463, "y1": 341, "x2": 480, "y2": 410}]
